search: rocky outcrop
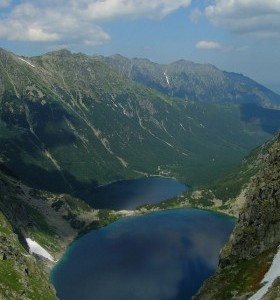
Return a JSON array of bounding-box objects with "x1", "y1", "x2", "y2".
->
[
  {"x1": 0, "y1": 212, "x2": 57, "y2": 299},
  {"x1": 0, "y1": 164, "x2": 100, "y2": 299},
  {"x1": 195, "y1": 132, "x2": 280, "y2": 299},
  {"x1": 220, "y1": 132, "x2": 280, "y2": 266}
]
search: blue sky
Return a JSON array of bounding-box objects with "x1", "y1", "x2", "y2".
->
[{"x1": 0, "y1": 0, "x2": 280, "y2": 93}]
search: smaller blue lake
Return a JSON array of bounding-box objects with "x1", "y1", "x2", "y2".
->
[
  {"x1": 52, "y1": 209, "x2": 235, "y2": 300},
  {"x1": 84, "y1": 176, "x2": 187, "y2": 210}
]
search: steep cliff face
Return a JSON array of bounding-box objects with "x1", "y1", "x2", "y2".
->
[
  {"x1": 221, "y1": 135, "x2": 280, "y2": 264},
  {"x1": 194, "y1": 133, "x2": 280, "y2": 299}
]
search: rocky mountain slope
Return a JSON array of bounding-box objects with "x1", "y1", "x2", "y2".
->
[
  {"x1": 0, "y1": 162, "x2": 114, "y2": 299},
  {"x1": 1, "y1": 48, "x2": 280, "y2": 203},
  {"x1": 1, "y1": 48, "x2": 280, "y2": 299},
  {"x1": 101, "y1": 54, "x2": 280, "y2": 108},
  {"x1": 194, "y1": 132, "x2": 280, "y2": 299},
  {"x1": 0, "y1": 166, "x2": 61, "y2": 299},
  {"x1": 0, "y1": 210, "x2": 56, "y2": 300},
  {"x1": 1, "y1": 133, "x2": 279, "y2": 300}
]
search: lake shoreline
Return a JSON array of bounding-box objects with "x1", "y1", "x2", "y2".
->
[
  {"x1": 48, "y1": 204, "x2": 236, "y2": 276},
  {"x1": 46, "y1": 176, "x2": 237, "y2": 300},
  {"x1": 49, "y1": 196, "x2": 237, "y2": 265},
  {"x1": 51, "y1": 208, "x2": 235, "y2": 300}
]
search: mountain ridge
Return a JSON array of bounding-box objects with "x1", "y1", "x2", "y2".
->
[
  {"x1": 0, "y1": 47, "x2": 280, "y2": 299},
  {"x1": 1, "y1": 47, "x2": 278, "y2": 198},
  {"x1": 100, "y1": 54, "x2": 280, "y2": 108}
]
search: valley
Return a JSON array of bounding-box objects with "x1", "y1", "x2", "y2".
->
[
  {"x1": 0, "y1": 48, "x2": 280, "y2": 299},
  {"x1": 1, "y1": 48, "x2": 278, "y2": 196}
]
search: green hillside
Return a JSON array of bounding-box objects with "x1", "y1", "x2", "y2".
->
[
  {"x1": 0, "y1": 48, "x2": 279, "y2": 203},
  {"x1": 0, "y1": 48, "x2": 280, "y2": 299}
]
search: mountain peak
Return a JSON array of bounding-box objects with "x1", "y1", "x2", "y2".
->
[{"x1": 44, "y1": 48, "x2": 72, "y2": 57}]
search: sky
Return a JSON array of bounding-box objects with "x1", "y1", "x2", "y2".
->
[{"x1": 0, "y1": 0, "x2": 280, "y2": 93}]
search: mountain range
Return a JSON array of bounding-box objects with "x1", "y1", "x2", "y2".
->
[
  {"x1": 0, "y1": 48, "x2": 280, "y2": 299},
  {"x1": 1, "y1": 48, "x2": 280, "y2": 198},
  {"x1": 101, "y1": 54, "x2": 280, "y2": 108}
]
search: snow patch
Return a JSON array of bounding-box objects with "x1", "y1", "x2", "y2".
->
[
  {"x1": 26, "y1": 238, "x2": 54, "y2": 262},
  {"x1": 164, "y1": 71, "x2": 170, "y2": 86},
  {"x1": 249, "y1": 245, "x2": 280, "y2": 300},
  {"x1": 18, "y1": 57, "x2": 36, "y2": 68}
]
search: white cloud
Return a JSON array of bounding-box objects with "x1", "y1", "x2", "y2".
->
[
  {"x1": 196, "y1": 40, "x2": 221, "y2": 49},
  {"x1": 84, "y1": 0, "x2": 192, "y2": 20},
  {"x1": 0, "y1": 0, "x2": 192, "y2": 46},
  {"x1": 205, "y1": 0, "x2": 280, "y2": 38},
  {"x1": 0, "y1": 20, "x2": 60, "y2": 42}
]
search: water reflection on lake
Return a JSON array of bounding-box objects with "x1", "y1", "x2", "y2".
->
[{"x1": 52, "y1": 209, "x2": 235, "y2": 300}]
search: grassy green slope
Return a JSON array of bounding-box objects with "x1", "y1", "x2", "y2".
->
[
  {"x1": 0, "y1": 211, "x2": 56, "y2": 300},
  {"x1": 139, "y1": 132, "x2": 278, "y2": 217},
  {"x1": 0, "y1": 162, "x2": 105, "y2": 299},
  {"x1": 0, "y1": 48, "x2": 278, "y2": 201}
]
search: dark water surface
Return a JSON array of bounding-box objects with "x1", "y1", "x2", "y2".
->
[
  {"x1": 86, "y1": 176, "x2": 187, "y2": 210},
  {"x1": 51, "y1": 209, "x2": 234, "y2": 300}
]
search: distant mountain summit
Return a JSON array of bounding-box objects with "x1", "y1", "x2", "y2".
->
[{"x1": 101, "y1": 54, "x2": 280, "y2": 108}]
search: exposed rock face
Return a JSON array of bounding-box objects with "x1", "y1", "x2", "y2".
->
[
  {"x1": 221, "y1": 132, "x2": 280, "y2": 266},
  {"x1": 194, "y1": 132, "x2": 280, "y2": 299},
  {"x1": 0, "y1": 164, "x2": 100, "y2": 299},
  {"x1": 0, "y1": 212, "x2": 57, "y2": 299}
]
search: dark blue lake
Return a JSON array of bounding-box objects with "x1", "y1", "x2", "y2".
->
[
  {"x1": 85, "y1": 176, "x2": 187, "y2": 210},
  {"x1": 51, "y1": 209, "x2": 235, "y2": 300}
]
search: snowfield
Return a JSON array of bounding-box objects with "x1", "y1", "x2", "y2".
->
[{"x1": 26, "y1": 238, "x2": 54, "y2": 262}]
